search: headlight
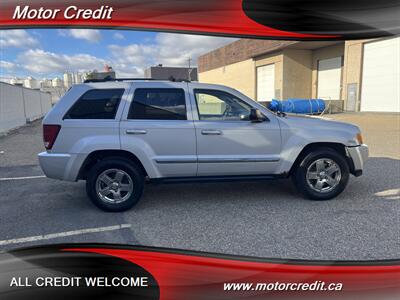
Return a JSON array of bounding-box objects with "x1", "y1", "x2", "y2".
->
[{"x1": 356, "y1": 133, "x2": 363, "y2": 145}]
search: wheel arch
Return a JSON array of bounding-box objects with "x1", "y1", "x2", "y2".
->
[
  {"x1": 289, "y1": 142, "x2": 354, "y2": 176},
  {"x1": 78, "y1": 149, "x2": 149, "y2": 180}
]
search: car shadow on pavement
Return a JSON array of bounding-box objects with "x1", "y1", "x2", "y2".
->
[{"x1": 136, "y1": 157, "x2": 400, "y2": 209}]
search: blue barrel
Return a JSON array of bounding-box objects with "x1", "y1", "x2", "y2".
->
[{"x1": 268, "y1": 99, "x2": 325, "y2": 114}]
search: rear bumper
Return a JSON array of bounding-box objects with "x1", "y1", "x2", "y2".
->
[
  {"x1": 38, "y1": 152, "x2": 86, "y2": 181},
  {"x1": 346, "y1": 144, "x2": 369, "y2": 176}
]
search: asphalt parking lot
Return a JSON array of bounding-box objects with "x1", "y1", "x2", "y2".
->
[{"x1": 0, "y1": 113, "x2": 399, "y2": 260}]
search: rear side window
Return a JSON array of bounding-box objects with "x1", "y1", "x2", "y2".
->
[
  {"x1": 128, "y1": 88, "x2": 187, "y2": 120},
  {"x1": 64, "y1": 89, "x2": 124, "y2": 119}
]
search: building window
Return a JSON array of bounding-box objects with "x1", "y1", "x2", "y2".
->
[
  {"x1": 194, "y1": 89, "x2": 252, "y2": 121},
  {"x1": 64, "y1": 89, "x2": 124, "y2": 119},
  {"x1": 128, "y1": 88, "x2": 187, "y2": 120}
]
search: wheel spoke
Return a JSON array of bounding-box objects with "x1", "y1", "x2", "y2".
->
[
  {"x1": 100, "y1": 174, "x2": 113, "y2": 186},
  {"x1": 113, "y1": 191, "x2": 122, "y2": 201},
  {"x1": 315, "y1": 180, "x2": 324, "y2": 190},
  {"x1": 326, "y1": 164, "x2": 339, "y2": 175},
  {"x1": 99, "y1": 187, "x2": 111, "y2": 196},
  {"x1": 316, "y1": 160, "x2": 325, "y2": 172},
  {"x1": 325, "y1": 176, "x2": 337, "y2": 187},
  {"x1": 114, "y1": 171, "x2": 125, "y2": 183},
  {"x1": 119, "y1": 184, "x2": 131, "y2": 192},
  {"x1": 307, "y1": 172, "x2": 318, "y2": 180}
]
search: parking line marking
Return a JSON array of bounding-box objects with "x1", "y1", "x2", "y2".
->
[
  {"x1": 0, "y1": 175, "x2": 46, "y2": 181},
  {"x1": 0, "y1": 224, "x2": 132, "y2": 246}
]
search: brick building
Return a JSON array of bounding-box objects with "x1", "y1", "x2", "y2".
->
[{"x1": 198, "y1": 37, "x2": 400, "y2": 112}]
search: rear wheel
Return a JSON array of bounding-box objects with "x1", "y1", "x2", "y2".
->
[
  {"x1": 293, "y1": 148, "x2": 349, "y2": 200},
  {"x1": 86, "y1": 157, "x2": 144, "y2": 212}
]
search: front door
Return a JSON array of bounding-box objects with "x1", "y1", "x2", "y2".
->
[{"x1": 190, "y1": 87, "x2": 281, "y2": 176}]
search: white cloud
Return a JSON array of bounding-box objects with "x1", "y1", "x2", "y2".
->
[
  {"x1": 155, "y1": 33, "x2": 235, "y2": 65},
  {"x1": 0, "y1": 30, "x2": 39, "y2": 48},
  {"x1": 0, "y1": 60, "x2": 16, "y2": 71},
  {"x1": 3, "y1": 32, "x2": 235, "y2": 78},
  {"x1": 58, "y1": 29, "x2": 102, "y2": 43},
  {"x1": 111, "y1": 63, "x2": 143, "y2": 78},
  {"x1": 0, "y1": 61, "x2": 19, "y2": 82},
  {"x1": 16, "y1": 49, "x2": 107, "y2": 75},
  {"x1": 113, "y1": 32, "x2": 125, "y2": 40},
  {"x1": 108, "y1": 33, "x2": 235, "y2": 77}
]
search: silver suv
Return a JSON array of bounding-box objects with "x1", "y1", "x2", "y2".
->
[{"x1": 38, "y1": 79, "x2": 368, "y2": 211}]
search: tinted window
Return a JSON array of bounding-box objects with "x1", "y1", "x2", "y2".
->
[
  {"x1": 194, "y1": 89, "x2": 252, "y2": 121},
  {"x1": 65, "y1": 89, "x2": 124, "y2": 119},
  {"x1": 128, "y1": 88, "x2": 186, "y2": 120}
]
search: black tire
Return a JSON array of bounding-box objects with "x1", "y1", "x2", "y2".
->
[
  {"x1": 86, "y1": 157, "x2": 144, "y2": 212},
  {"x1": 292, "y1": 147, "x2": 349, "y2": 200}
]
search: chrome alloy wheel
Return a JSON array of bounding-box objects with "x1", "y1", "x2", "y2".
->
[
  {"x1": 306, "y1": 158, "x2": 341, "y2": 193},
  {"x1": 95, "y1": 169, "x2": 134, "y2": 204}
]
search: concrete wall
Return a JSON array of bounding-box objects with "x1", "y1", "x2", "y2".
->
[
  {"x1": 0, "y1": 83, "x2": 26, "y2": 133},
  {"x1": 0, "y1": 82, "x2": 52, "y2": 134},
  {"x1": 311, "y1": 44, "x2": 345, "y2": 98},
  {"x1": 282, "y1": 49, "x2": 313, "y2": 99},
  {"x1": 22, "y1": 88, "x2": 42, "y2": 121},
  {"x1": 198, "y1": 59, "x2": 256, "y2": 99}
]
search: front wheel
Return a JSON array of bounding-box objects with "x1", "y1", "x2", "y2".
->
[
  {"x1": 86, "y1": 157, "x2": 144, "y2": 212},
  {"x1": 293, "y1": 148, "x2": 349, "y2": 200}
]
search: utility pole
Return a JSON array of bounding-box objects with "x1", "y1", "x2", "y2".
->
[{"x1": 187, "y1": 57, "x2": 192, "y2": 81}]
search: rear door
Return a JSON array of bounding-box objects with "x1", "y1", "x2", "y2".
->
[{"x1": 120, "y1": 82, "x2": 197, "y2": 178}]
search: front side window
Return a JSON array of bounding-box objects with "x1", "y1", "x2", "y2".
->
[
  {"x1": 128, "y1": 88, "x2": 187, "y2": 120},
  {"x1": 194, "y1": 89, "x2": 252, "y2": 121},
  {"x1": 64, "y1": 89, "x2": 124, "y2": 119}
]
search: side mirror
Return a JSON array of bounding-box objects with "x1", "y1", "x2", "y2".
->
[{"x1": 249, "y1": 108, "x2": 266, "y2": 122}]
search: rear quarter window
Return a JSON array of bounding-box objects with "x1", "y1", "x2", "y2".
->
[{"x1": 64, "y1": 88, "x2": 124, "y2": 119}]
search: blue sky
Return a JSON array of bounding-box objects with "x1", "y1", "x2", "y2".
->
[{"x1": 0, "y1": 29, "x2": 235, "y2": 79}]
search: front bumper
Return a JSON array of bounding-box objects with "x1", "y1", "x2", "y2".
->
[{"x1": 346, "y1": 144, "x2": 369, "y2": 176}]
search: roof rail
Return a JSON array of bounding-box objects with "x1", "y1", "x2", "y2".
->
[
  {"x1": 84, "y1": 77, "x2": 191, "y2": 83},
  {"x1": 84, "y1": 78, "x2": 156, "y2": 83}
]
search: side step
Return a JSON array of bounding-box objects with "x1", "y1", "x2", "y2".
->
[{"x1": 149, "y1": 174, "x2": 286, "y2": 184}]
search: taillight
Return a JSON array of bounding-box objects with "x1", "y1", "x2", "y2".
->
[{"x1": 43, "y1": 124, "x2": 61, "y2": 150}]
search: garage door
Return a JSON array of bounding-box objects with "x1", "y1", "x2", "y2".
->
[
  {"x1": 317, "y1": 57, "x2": 342, "y2": 100},
  {"x1": 257, "y1": 64, "x2": 275, "y2": 101},
  {"x1": 361, "y1": 37, "x2": 400, "y2": 112}
]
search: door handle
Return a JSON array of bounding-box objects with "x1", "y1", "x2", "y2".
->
[
  {"x1": 126, "y1": 129, "x2": 147, "y2": 135},
  {"x1": 201, "y1": 129, "x2": 222, "y2": 135}
]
